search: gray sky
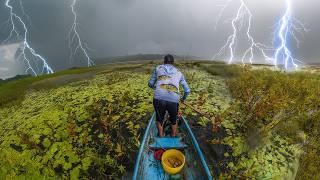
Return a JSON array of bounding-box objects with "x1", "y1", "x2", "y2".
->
[{"x1": 0, "y1": 0, "x2": 319, "y2": 78}]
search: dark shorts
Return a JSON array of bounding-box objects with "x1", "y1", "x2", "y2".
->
[{"x1": 153, "y1": 98, "x2": 179, "y2": 125}]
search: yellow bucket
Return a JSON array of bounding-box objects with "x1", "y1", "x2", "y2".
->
[{"x1": 161, "y1": 149, "x2": 185, "y2": 175}]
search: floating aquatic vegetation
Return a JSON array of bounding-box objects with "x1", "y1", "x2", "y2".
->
[
  {"x1": 1, "y1": 62, "x2": 319, "y2": 179},
  {"x1": 0, "y1": 70, "x2": 153, "y2": 178}
]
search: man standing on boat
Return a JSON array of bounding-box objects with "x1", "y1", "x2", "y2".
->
[{"x1": 148, "y1": 54, "x2": 190, "y2": 137}]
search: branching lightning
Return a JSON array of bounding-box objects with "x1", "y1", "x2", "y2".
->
[
  {"x1": 213, "y1": 0, "x2": 274, "y2": 65},
  {"x1": 3, "y1": 0, "x2": 53, "y2": 75},
  {"x1": 68, "y1": 0, "x2": 94, "y2": 67},
  {"x1": 213, "y1": 0, "x2": 307, "y2": 70},
  {"x1": 273, "y1": 0, "x2": 307, "y2": 69}
]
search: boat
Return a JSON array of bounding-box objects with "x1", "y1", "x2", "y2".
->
[{"x1": 132, "y1": 113, "x2": 213, "y2": 180}]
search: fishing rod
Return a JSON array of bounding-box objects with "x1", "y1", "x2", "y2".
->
[
  {"x1": 180, "y1": 102, "x2": 211, "y2": 119},
  {"x1": 180, "y1": 101, "x2": 222, "y2": 133}
]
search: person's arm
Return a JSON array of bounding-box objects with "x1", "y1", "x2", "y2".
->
[
  {"x1": 148, "y1": 68, "x2": 157, "y2": 89},
  {"x1": 180, "y1": 74, "x2": 190, "y2": 101}
]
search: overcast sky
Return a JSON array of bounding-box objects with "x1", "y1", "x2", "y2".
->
[{"x1": 0, "y1": 0, "x2": 319, "y2": 78}]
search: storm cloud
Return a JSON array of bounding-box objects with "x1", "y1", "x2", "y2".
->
[
  {"x1": 0, "y1": 0, "x2": 319, "y2": 78},
  {"x1": 0, "y1": 42, "x2": 24, "y2": 79}
]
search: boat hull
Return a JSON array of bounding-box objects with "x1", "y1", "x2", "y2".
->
[{"x1": 132, "y1": 113, "x2": 212, "y2": 180}]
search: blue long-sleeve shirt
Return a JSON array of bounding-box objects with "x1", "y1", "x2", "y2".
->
[{"x1": 148, "y1": 64, "x2": 190, "y2": 103}]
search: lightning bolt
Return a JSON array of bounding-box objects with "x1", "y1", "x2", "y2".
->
[
  {"x1": 213, "y1": 0, "x2": 274, "y2": 65},
  {"x1": 273, "y1": 0, "x2": 307, "y2": 70},
  {"x1": 68, "y1": 0, "x2": 94, "y2": 67},
  {"x1": 3, "y1": 0, "x2": 54, "y2": 75},
  {"x1": 213, "y1": 0, "x2": 307, "y2": 70}
]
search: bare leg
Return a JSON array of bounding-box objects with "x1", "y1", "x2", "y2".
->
[
  {"x1": 171, "y1": 123, "x2": 178, "y2": 137},
  {"x1": 156, "y1": 122, "x2": 164, "y2": 137}
]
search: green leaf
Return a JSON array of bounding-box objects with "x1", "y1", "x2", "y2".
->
[
  {"x1": 70, "y1": 166, "x2": 80, "y2": 180},
  {"x1": 81, "y1": 157, "x2": 92, "y2": 171},
  {"x1": 98, "y1": 133, "x2": 104, "y2": 139},
  {"x1": 42, "y1": 138, "x2": 51, "y2": 148},
  {"x1": 119, "y1": 165, "x2": 126, "y2": 174}
]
